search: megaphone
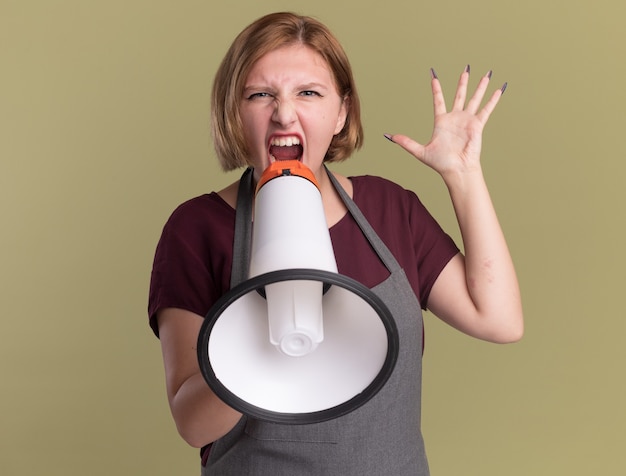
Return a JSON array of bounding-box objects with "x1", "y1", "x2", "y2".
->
[{"x1": 197, "y1": 161, "x2": 399, "y2": 424}]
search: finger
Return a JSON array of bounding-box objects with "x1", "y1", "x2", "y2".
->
[
  {"x1": 430, "y1": 68, "x2": 447, "y2": 116},
  {"x1": 476, "y1": 83, "x2": 506, "y2": 123},
  {"x1": 452, "y1": 65, "x2": 471, "y2": 111},
  {"x1": 465, "y1": 70, "x2": 492, "y2": 114},
  {"x1": 384, "y1": 133, "x2": 426, "y2": 161}
]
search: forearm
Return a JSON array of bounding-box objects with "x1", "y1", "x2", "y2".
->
[
  {"x1": 169, "y1": 373, "x2": 242, "y2": 448},
  {"x1": 158, "y1": 308, "x2": 243, "y2": 448},
  {"x1": 443, "y1": 168, "x2": 523, "y2": 340}
]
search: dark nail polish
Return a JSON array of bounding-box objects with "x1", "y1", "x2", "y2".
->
[
  {"x1": 465, "y1": 64, "x2": 471, "y2": 74},
  {"x1": 430, "y1": 68, "x2": 438, "y2": 80},
  {"x1": 487, "y1": 70, "x2": 493, "y2": 79},
  {"x1": 500, "y1": 82, "x2": 508, "y2": 94},
  {"x1": 384, "y1": 133, "x2": 395, "y2": 143}
]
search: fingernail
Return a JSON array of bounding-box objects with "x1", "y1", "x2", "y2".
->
[
  {"x1": 487, "y1": 70, "x2": 493, "y2": 79},
  {"x1": 430, "y1": 67, "x2": 438, "y2": 79},
  {"x1": 465, "y1": 64, "x2": 470, "y2": 74},
  {"x1": 500, "y1": 82, "x2": 508, "y2": 94},
  {"x1": 384, "y1": 133, "x2": 395, "y2": 143}
]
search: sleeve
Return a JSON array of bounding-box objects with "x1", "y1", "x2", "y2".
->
[
  {"x1": 405, "y1": 188, "x2": 459, "y2": 309},
  {"x1": 147, "y1": 196, "x2": 234, "y2": 337}
]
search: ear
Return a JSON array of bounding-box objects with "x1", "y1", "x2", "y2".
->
[{"x1": 334, "y1": 96, "x2": 349, "y2": 135}]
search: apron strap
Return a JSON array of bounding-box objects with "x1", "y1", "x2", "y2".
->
[
  {"x1": 230, "y1": 167, "x2": 254, "y2": 288},
  {"x1": 324, "y1": 165, "x2": 401, "y2": 274}
]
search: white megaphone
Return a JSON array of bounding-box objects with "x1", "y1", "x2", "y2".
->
[{"x1": 197, "y1": 161, "x2": 398, "y2": 424}]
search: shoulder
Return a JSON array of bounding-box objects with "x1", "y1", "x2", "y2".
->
[
  {"x1": 348, "y1": 175, "x2": 447, "y2": 240},
  {"x1": 350, "y1": 175, "x2": 422, "y2": 211},
  {"x1": 351, "y1": 174, "x2": 413, "y2": 195},
  {"x1": 157, "y1": 193, "x2": 236, "y2": 252},
  {"x1": 164, "y1": 193, "x2": 234, "y2": 230}
]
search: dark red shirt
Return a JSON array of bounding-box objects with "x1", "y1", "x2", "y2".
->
[{"x1": 148, "y1": 175, "x2": 459, "y2": 336}]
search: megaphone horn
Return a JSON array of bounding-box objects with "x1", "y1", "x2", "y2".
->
[{"x1": 197, "y1": 161, "x2": 399, "y2": 424}]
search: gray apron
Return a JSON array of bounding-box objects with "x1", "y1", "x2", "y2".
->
[{"x1": 202, "y1": 168, "x2": 429, "y2": 475}]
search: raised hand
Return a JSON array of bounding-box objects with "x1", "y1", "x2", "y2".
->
[{"x1": 385, "y1": 65, "x2": 507, "y2": 180}]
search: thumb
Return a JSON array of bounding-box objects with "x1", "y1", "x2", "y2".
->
[{"x1": 384, "y1": 133, "x2": 426, "y2": 161}]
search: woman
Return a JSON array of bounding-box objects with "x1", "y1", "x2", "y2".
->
[{"x1": 149, "y1": 11, "x2": 523, "y2": 475}]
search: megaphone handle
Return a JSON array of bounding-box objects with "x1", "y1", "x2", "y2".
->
[{"x1": 231, "y1": 167, "x2": 255, "y2": 288}]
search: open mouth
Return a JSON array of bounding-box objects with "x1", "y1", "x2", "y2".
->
[{"x1": 269, "y1": 136, "x2": 303, "y2": 162}]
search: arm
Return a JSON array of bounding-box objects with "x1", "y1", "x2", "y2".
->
[
  {"x1": 386, "y1": 66, "x2": 523, "y2": 343},
  {"x1": 157, "y1": 307, "x2": 242, "y2": 447}
]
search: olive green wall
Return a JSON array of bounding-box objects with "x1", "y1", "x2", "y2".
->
[{"x1": 2, "y1": 0, "x2": 624, "y2": 474}]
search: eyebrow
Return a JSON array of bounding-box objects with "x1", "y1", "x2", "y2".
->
[{"x1": 298, "y1": 82, "x2": 329, "y2": 91}]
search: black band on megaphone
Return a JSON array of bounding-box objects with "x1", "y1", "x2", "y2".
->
[{"x1": 197, "y1": 269, "x2": 399, "y2": 425}]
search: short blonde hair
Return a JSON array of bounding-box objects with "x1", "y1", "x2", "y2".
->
[{"x1": 211, "y1": 12, "x2": 363, "y2": 171}]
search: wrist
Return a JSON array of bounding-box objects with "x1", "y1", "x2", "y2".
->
[{"x1": 441, "y1": 166, "x2": 486, "y2": 194}]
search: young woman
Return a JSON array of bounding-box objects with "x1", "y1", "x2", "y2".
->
[{"x1": 148, "y1": 11, "x2": 523, "y2": 475}]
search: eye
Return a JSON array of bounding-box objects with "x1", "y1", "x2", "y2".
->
[
  {"x1": 299, "y1": 90, "x2": 322, "y2": 97},
  {"x1": 246, "y1": 92, "x2": 272, "y2": 100}
]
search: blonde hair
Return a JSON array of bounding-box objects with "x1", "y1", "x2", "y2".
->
[{"x1": 211, "y1": 12, "x2": 363, "y2": 171}]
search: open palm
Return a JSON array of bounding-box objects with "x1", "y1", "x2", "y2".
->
[{"x1": 387, "y1": 66, "x2": 506, "y2": 178}]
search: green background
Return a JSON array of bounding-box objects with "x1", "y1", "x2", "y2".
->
[{"x1": 2, "y1": 0, "x2": 624, "y2": 474}]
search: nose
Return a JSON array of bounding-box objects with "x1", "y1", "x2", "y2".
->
[{"x1": 271, "y1": 99, "x2": 297, "y2": 127}]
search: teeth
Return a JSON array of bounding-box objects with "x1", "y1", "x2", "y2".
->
[{"x1": 271, "y1": 136, "x2": 301, "y2": 147}]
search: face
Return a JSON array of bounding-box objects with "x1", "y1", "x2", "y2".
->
[{"x1": 239, "y1": 44, "x2": 348, "y2": 181}]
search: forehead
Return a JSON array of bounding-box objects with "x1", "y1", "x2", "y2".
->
[{"x1": 245, "y1": 44, "x2": 336, "y2": 87}]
